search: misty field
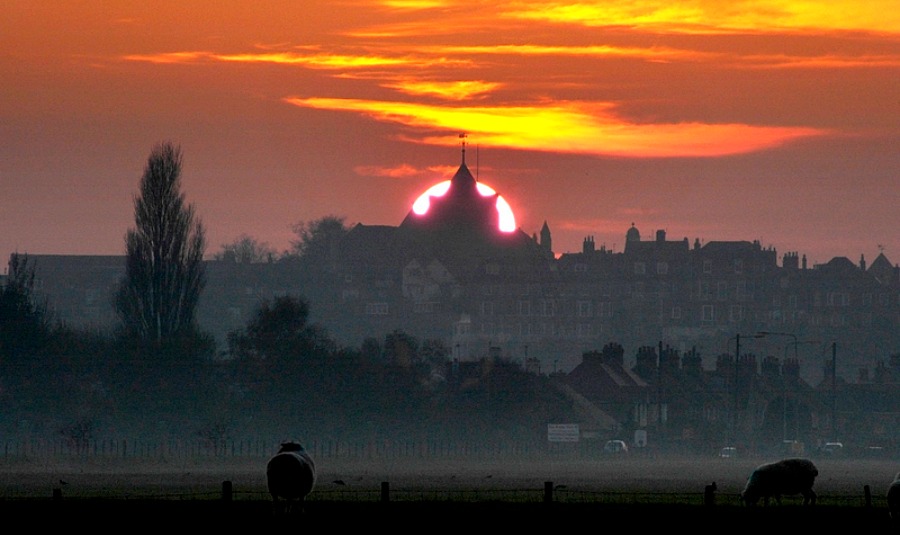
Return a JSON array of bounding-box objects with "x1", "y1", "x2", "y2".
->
[{"x1": 1, "y1": 454, "x2": 897, "y2": 529}]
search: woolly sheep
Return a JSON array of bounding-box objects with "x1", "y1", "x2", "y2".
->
[
  {"x1": 888, "y1": 472, "x2": 900, "y2": 523},
  {"x1": 741, "y1": 458, "x2": 818, "y2": 507},
  {"x1": 266, "y1": 441, "x2": 317, "y2": 515}
]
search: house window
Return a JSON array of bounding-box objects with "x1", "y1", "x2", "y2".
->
[
  {"x1": 703, "y1": 260, "x2": 713, "y2": 274},
  {"x1": 656, "y1": 262, "x2": 668, "y2": 275},
  {"x1": 699, "y1": 281, "x2": 711, "y2": 300},
  {"x1": 481, "y1": 301, "x2": 494, "y2": 315},
  {"x1": 540, "y1": 299, "x2": 555, "y2": 317},
  {"x1": 577, "y1": 300, "x2": 592, "y2": 318},
  {"x1": 599, "y1": 301, "x2": 612, "y2": 318},
  {"x1": 701, "y1": 305, "x2": 715, "y2": 323},
  {"x1": 729, "y1": 305, "x2": 742, "y2": 322},
  {"x1": 518, "y1": 300, "x2": 531, "y2": 316},
  {"x1": 634, "y1": 262, "x2": 646, "y2": 275},
  {"x1": 414, "y1": 302, "x2": 437, "y2": 313},
  {"x1": 365, "y1": 302, "x2": 389, "y2": 315},
  {"x1": 671, "y1": 306, "x2": 682, "y2": 319},
  {"x1": 734, "y1": 259, "x2": 743, "y2": 274},
  {"x1": 717, "y1": 281, "x2": 728, "y2": 301},
  {"x1": 574, "y1": 263, "x2": 587, "y2": 273},
  {"x1": 736, "y1": 281, "x2": 749, "y2": 300}
]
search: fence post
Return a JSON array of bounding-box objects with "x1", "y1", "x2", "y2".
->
[
  {"x1": 381, "y1": 481, "x2": 390, "y2": 503},
  {"x1": 704, "y1": 482, "x2": 717, "y2": 507},
  {"x1": 544, "y1": 481, "x2": 553, "y2": 504},
  {"x1": 864, "y1": 485, "x2": 872, "y2": 508},
  {"x1": 222, "y1": 480, "x2": 233, "y2": 502}
]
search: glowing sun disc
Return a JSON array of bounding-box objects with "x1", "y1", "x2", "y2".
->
[{"x1": 411, "y1": 180, "x2": 516, "y2": 232}]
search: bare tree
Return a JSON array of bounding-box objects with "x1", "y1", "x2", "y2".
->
[
  {"x1": 213, "y1": 234, "x2": 277, "y2": 263},
  {"x1": 114, "y1": 142, "x2": 206, "y2": 347},
  {"x1": 288, "y1": 215, "x2": 349, "y2": 261}
]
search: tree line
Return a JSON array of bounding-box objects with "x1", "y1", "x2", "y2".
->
[{"x1": 0, "y1": 142, "x2": 572, "y2": 446}]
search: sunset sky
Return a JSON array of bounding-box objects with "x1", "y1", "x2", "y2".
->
[{"x1": 2, "y1": 1, "x2": 899, "y2": 269}]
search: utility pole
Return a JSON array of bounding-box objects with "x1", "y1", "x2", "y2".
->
[{"x1": 733, "y1": 334, "x2": 740, "y2": 444}]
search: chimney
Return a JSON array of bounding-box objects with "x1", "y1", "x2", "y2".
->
[
  {"x1": 583, "y1": 235, "x2": 595, "y2": 254},
  {"x1": 783, "y1": 252, "x2": 799, "y2": 270}
]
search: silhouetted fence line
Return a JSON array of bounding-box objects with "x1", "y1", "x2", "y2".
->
[
  {"x1": 33, "y1": 479, "x2": 891, "y2": 510},
  {"x1": 1, "y1": 437, "x2": 553, "y2": 461}
]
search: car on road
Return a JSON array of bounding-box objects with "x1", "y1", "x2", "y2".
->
[{"x1": 603, "y1": 440, "x2": 629, "y2": 454}]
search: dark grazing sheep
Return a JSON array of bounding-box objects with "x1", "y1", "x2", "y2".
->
[
  {"x1": 266, "y1": 441, "x2": 317, "y2": 515},
  {"x1": 741, "y1": 458, "x2": 818, "y2": 507},
  {"x1": 888, "y1": 472, "x2": 900, "y2": 523}
]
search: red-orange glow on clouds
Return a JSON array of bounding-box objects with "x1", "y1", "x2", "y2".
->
[
  {"x1": 286, "y1": 97, "x2": 827, "y2": 157},
  {"x1": 356, "y1": 164, "x2": 458, "y2": 179},
  {"x1": 4, "y1": 0, "x2": 899, "y2": 262}
]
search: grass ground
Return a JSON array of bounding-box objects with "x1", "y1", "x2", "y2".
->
[{"x1": 0, "y1": 455, "x2": 896, "y2": 530}]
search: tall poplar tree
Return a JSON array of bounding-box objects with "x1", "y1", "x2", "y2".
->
[
  {"x1": 115, "y1": 142, "x2": 206, "y2": 348},
  {"x1": 0, "y1": 253, "x2": 51, "y2": 365}
]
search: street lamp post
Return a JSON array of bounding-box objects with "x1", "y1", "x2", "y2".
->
[
  {"x1": 781, "y1": 339, "x2": 820, "y2": 442},
  {"x1": 756, "y1": 331, "x2": 797, "y2": 443},
  {"x1": 830, "y1": 342, "x2": 837, "y2": 441}
]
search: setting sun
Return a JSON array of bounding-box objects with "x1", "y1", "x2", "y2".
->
[{"x1": 412, "y1": 180, "x2": 517, "y2": 232}]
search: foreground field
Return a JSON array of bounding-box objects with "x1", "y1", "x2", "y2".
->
[{"x1": 1, "y1": 455, "x2": 897, "y2": 529}]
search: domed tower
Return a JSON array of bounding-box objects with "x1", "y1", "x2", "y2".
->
[
  {"x1": 398, "y1": 138, "x2": 535, "y2": 258},
  {"x1": 400, "y1": 144, "x2": 500, "y2": 236},
  {"x1": 626, "y1": 223, "x2": 641, "y2": 244}
]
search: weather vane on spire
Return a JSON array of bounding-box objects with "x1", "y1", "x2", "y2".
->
[{"x1": 459, "y1": 132, "x2": 468, "y2": 164}]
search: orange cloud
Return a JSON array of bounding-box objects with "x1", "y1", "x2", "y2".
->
[
  {"x1": 354, "y1": 163, "x2": 459, "y2": 179},
  {"x1": 501, "y1": 1, "x2": 900, "y2": 35},
  {"x1": 383, "y1": 80, "x2": 502, "y2": 100},
  {"x1": 379, "y1": 0, "x2": 449, "y2": 7},
  {"x1": 124, "y1": 50, "x2": 472, "y2": 69},
  {"x1": 285, "y1": 97, "x2": 829, "y2": 158},
  {"x1": 124, "y1": 43, "x2": 899, "y2": 75},
  {"x1": 122, "y1": 52, "x2": 211, "y2": 64},
  {"x1": 354, "y1": 164, "x2": 421, "y2": 178}
]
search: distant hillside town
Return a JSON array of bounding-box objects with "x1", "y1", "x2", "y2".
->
[{"x1": 5, "y1": 145, "x2": 900, "y2": 454}]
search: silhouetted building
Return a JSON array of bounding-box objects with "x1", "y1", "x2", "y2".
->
[{"x1": 10, "y1": 147, "x2": 900, "y2": 385}]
